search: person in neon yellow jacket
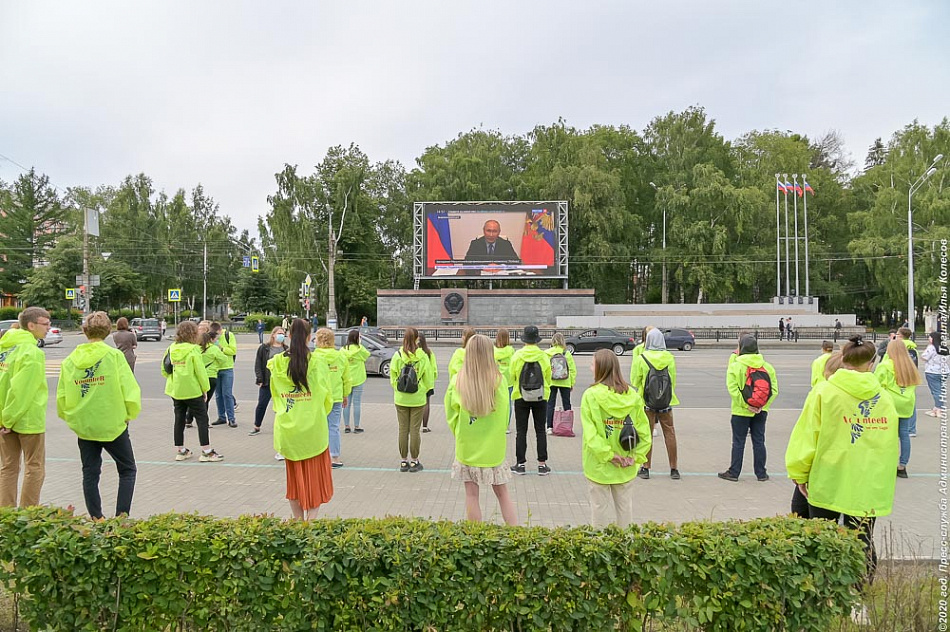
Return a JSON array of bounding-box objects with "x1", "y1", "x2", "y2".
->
[
  {"x1": 719, "y1": 335, "x2": 778, "y2": 482},
  {"x1": 162, "y1": 321, "x2": 222, "y2": 463},
  {"x1": 448, "y1": 327, "x2": 476, "y2": 380},
  {"x1": 390, "y1": 327, "x2": 432, "y2": 473},
  {"x1": 419, "y1": 332, "x2": 438, "y2": 433},
  {"x1": 545, "y1": 332, "x2": 577, "y2": 432},
  {"x1": 629, "y1": 328, "x2": 681, "y2": 481},
  {"x1": 810, "y1": 340, "x2": 835, "y2": 387},
  {"x1": 493, "y1": 328, "x2": 515, "y2": 430},
  {"x1": 0, "y1": 307, "x2": 51, "y2": 508},
  {"x1": 445, "y1": 334, "x2": 517, "y2": 525},
  {"x1": 210, "y1": 321, "x2": 237, "y2": 427},
  {"x1": 582, "y1": 349, "x2": 652, "y2": 528},
  {"x1": 268, "y1": 319, "x2": 334, "y2": 520},
  {"x1": 57, "y1": 312, "x2": 141, "y2": 518},
  {"x1": 875, "y1": 339, "x2": 921, "y2": 478},
  {"x1": 341, "y1": 329, "x2": 370, "y2": 434},
  {"x1": 186, "y1": 329, "x2": 227, "y2": 428},
  {"x1": 786, "y1": 335, "x2": 899, "y2": 591},
  {"x1": 312, "y1": 328, "x2": 352, "y2": 469},
  {"x1": 509, "y1": 326, "x2": 553, "y2": 475}
]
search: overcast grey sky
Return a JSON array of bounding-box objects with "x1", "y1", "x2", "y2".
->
[{"x1": 1, "y1": 1, "x2": 947, "y2": 234}]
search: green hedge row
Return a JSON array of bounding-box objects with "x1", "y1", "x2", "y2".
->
[{"x1": 0, "y1": 508, "x2": 864, "y2": 631}]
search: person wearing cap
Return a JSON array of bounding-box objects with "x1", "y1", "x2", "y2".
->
[{"x1": 509, "y1": 325, "x2": 553, "y2": 476}]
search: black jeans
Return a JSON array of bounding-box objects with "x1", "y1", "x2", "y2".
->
[
  {"x1": 254, "y1": 383, "x2": 272, "y2": 429},
  {"x1": 728, "y1": 412, "x2": 767, "y2": 478},
  {"x1": 809, "y1": 504, "x2": 877, "y2": 585},
  {"x1": 186, "y1": 378, "x2": 216, "y2": 424},
  {"x1": 77, "y1": 428, "x2": 137, "y2": 519},
  {"x1": 790, "y1": 484, "x2": 809, "y2": 518},
  {"x1": 515, "y1": 398, "x2": 548, "y2": 464},
  {"x1": 545, "y1": 386, "x2": 572, "y2": 428},
  {"x1": 175, "y1": 397, "x2": 209, "y2": 447}
]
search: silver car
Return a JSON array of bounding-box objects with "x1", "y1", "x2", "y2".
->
[
  {"x1": 130, "y1": 318, "x2": 162, "y2": 342},
  {"x1": 334, "y1": 331, "x2": 394, "y2": 377},
  {"x1": 0, "y1": 319, "x2": 62, "y2": 347}
]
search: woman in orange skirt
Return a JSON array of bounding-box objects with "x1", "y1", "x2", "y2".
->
[{"x1": 267, "y1": 319, "x2": 334, "y2": 519}]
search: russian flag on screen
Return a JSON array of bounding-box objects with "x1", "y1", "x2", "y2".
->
[
  {"x1": 520, "y1": 208, "x2": 556, "y2": 266},
  {"x1": 426, "y1": 212, "x2": 453, "y2": 268}
]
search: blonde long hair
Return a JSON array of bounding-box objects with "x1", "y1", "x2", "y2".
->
[
  {"x1": 886, "y1": 339, "x2": 922, "y2": 387},
  {"x1": 456, "y1": 334, "x2": 501, "y2": 418}
]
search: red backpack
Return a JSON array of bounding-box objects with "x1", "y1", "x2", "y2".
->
[{"x1": 741, "y1": 366, "x2": 772, "y2": 409}]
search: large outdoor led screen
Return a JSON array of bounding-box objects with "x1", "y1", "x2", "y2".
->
[{"x1": 421, "y1": 202, "x2": 563, "y2": 278}]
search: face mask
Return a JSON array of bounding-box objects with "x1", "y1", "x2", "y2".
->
[{"x1": 275, "y1": 334, "x2": 286, "y2": 343}]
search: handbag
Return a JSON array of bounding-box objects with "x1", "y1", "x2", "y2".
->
[{"x1": 552, "y1": 408, "x2": 575, "y2": 437}]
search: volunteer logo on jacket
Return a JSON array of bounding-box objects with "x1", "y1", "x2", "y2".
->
[
  {"x1": 282, "y1": 385, "x2": 310, "y2": 413},
  {"x1": 77, "y1": 360, "x2": 104, "y2": 397},
  {"x1": 847, "y1": 394, "x2": 886, "y2": 444}
]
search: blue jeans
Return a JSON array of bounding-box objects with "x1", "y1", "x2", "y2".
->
[
  {"x1": 343, "y1": 384, "x2": 364, "y2": 429},
  {"x1": 728, "y1": 412, "x2": 768, "y2": 478},
  {"x1": 214, "y1": 368, "x2": 235, "y2": 423},
  {"x1": 926, "y1": 372, "x2": 948, "y2": 411},
  {"x1": 908, "y1": 407, "x2": 917, "y2": 436},
  {"x1": 328, "y1": 402, "x2": 342, "y2": 458},
  {"x1": 898, "y1": 417, "x2": 911, "y2": 467}
]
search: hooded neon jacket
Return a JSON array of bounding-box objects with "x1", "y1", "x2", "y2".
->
[
  {"x1": 421, "y1": 350, "x2": 438, "y2": 394},
  {"x1": 390, "y1": 348, "x2": 431, "y2": 407},
  {"x1": 218, "y1": 329, "x2": 237, "y2": 370},
  {"x1": 312, "y1": 347, "x2": 352, "y2": 403},
  {"x1": 630, "y1": 350, "x2": 681, "y2": 407},
  {"x1": 546, "y1": 345, "x2": 577, "y2": 388},
  {"x1": 510, "y1": 345, "x2": 552, "y2": 401},
  {"x1": 444, "y1": 375, "x2": 509, "y2": 467},
  {"x1": 810, "y1": 352, "x2": 833, "y2": 387},
  {"x1": 874, "y1": 356, "x2": 918, "y2": 418},
  {"x1": 341, "y1": 343, "x2": 371, "y2": 387},
  {"x1": 57, "y1": 341, "x2": 141, "y2": 441},
  {"x1": 267, "y1": 352, "x2": 332, "y2": 461},
  {"x1": 201, "y1": 343, "x2": 227, "y2": 379},
  {"x1": 0, "y1": 328, "x2": 47, "y2": 434},
  {"x1": 726, "y1": 353, "x2": 779, "y2": 416},
  {"x1": 785, "y1": 369, "x2": 899, "y2": 517},
  {"x1": 493, "y1": 345, "x2": 514, "y2": 388},
  {"x1": 162, "y1": 342, "x2": 210, "y2": 400},
  {"x1": 448, "y1": 348, "x2": 465, "y2": 379},
  {"x1": 581, "y1": 384, "x2": 652, "y2": 484}
]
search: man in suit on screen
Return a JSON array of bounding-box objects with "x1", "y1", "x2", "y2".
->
[{"x1": 464, "y1": 220, "x2": 521, "y2": 263}]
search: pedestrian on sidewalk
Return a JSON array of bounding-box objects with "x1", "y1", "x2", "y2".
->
[
  {"x1": 160, "y1": 319, "x2": 167, "y2": 339},
  {"x1": 581, "y1": 349, "x2": 651, "y2": 528},
  {"x1": 448, "y1": 327, "x2": 476, "y2": 379},
  {"x1": 0, "y1": 307, "x2": 51, "y2": 508},
  {"x1": 875, "y1": 339, "x2": 921, "y2": 478},
  {"x1": 510, "y1": 325, "x2": 553, "y2": 476},
  {"x1": 268, "y1": 318, "x2": 334, "y2": 520},
  {"x1": 250, "y1": 326, "x2": 287, "y2": 437},
  {"x1": 786, "y1": 335, "x2": 898, "y2": 623},
  {"x1": 445, "y1": 334, "x2": 517, "y2": 525},
  {"x1": 923, "y1": 331, "x2": 949, "y2": 418},
  {"x1": 810, "y1": 340, "x2": 834, "y2": 387},
  {"x1": 418, "y1": 332, "x2": 437, "y2": 433},
  {"x1": 312, "y1": 328, "x2": 351, "y2": 469},
  {"x1": 342, "y1": 329, "x2": 370, "y2": 434},
  {"x1": 778, "y1": 318, "x2": 785, "y2": 341},
  {"x1": 112, "y1": 317, "x2": 138, "y2": 373},
  {"x1": 493, "y1": 328, "x2": 514, "y2": 431},
  {"x1": 187, "y1": 329, "x2": 225, "y2": 428},
  {"x1": 57, "y1": 312, "x2": 141, "y2": 518},
  {"x1": 255, "y1": 319, "x2": 265, "y2": 344},
  {"x1": 162, "y1": 321, "x2": 222, "y2": 463},
  {"x1": 210, "y1": 322, "x2": 238, "y2": 427},
  {"x1": 545, "y1": 332, "x2": 576, "y2": 432},
  {"x1": 630, "y1": 328, "x2": 680, "y2": 480},
  {"x1": 719, "y1": 335, "x2": 777, "y2": 482},
  {"x1": 390, "y1": 326, "x2": 431, "y2": 473}
]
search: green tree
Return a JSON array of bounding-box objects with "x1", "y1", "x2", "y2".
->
[{"x1": 231, "y1": 266, "x2": 283, "y2": 314}]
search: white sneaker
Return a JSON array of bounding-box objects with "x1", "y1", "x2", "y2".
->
[
  {"x1": 653, "y1": 426, "x2": 659, "y2": 437},
  {"x1": 175, "y1": 448, "x2": 192, "y2": 461},
  {"x1": 850, "y1": 604, "x2": 870, "y2": 626},
  {"x1": 274, "y1": 452, "x2": 285, "y2": 461},
  {"x1": 199, "y1": 449, "x2": 224, "y2": 462},
  {"x1": 545, "y1": 428, "x2": 553, "y2": 435}
]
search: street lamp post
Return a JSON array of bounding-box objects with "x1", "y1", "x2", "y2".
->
[
  {"x1": 649, "y1": 182, "x2": 669, "y2": 304},
  {"x1": 908, "y1": 154, "x2": 943, "y2": 332}
]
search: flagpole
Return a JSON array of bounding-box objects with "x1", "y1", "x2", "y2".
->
[
  {"x1": 792, "y1": 173, "x2": 800, "y2": 297},
  {"x1": 803, "y1": 176, "x2": 811, "y2": 298},
  {"x1": 783, "y1": 173, "x2": 790, "y2": 297},
  {"x1": 775, "y1": 174, "x2": 781, "y2": 298}
]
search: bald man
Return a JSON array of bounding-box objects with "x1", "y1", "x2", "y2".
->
[{"x1": 463, "y1": 220, "x2": 520, "y2": 263}]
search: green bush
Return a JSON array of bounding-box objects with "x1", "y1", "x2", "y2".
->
[
  {"x1": 243, "y1": 312, "x2": 283, "y2": 332},
  {"x1": 0, "y1": 508, "x2": 864, "y2": 631},
  {"x1": 0, "y1": 307, "x2": 20, "y2": 320}
]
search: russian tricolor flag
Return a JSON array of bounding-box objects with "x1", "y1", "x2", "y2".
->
[
  {"x1": 520, "y1": 209, "x2": 556, "y2": 267},
  {"x1": 804, "y1": 180, "x2": 814, "y2": 195},
  {"x1": 426, "y1": 212, "x2": 453, "y2": 269},
  {"x1": 776, "y1": 181, "x2": 787, "y2": 193},
  {"x1": 785, "y1": 181, "x2": 794, "y2": 194}
]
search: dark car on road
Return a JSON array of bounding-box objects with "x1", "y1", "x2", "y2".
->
[
  {"x1": 564, "y1": 329, "x2": 637, "y2": 356},
  {"x1": 333, "y1": 331, "x2": 394, "y2": 377},
  {"x1": 130, "y1": 318, "x2": 162, "y2": 342},
  {"x1": 662, "y1": 328, "x2": 696, "y2": 351}
]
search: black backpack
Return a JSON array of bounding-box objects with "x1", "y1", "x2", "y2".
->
[
  {"x1": 225, "y1": 330, "x2": 236, "y2": 358},
  {"x1": 519, "y1": 361, "x2": 545, "y2": 402},
  {"x1": 396, "y1": 358, "x2": 419, "y2": 394},
  {"x1": 162, "y1": 350, "x2": 173, "y2": 375},
  {"x1": 641, "y1": 356, "x2": 673, "y2": 411},
  {"x1": 619, "y1": 415, "x2": 638, "y2": 452}
]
